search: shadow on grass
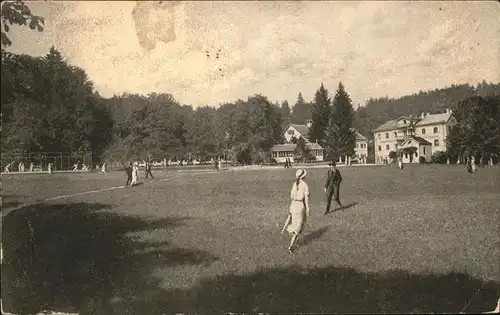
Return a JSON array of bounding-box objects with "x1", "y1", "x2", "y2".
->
[
  {"x1": 1, "y1": 202, "x2": 217, "y2": 315},
  {"x1": 1, "y1": 194, "x2": 24, "y2": 212},
  {"x1": 120, "y1": 266, "x2": 499, "y2": 314},
  {"x1": 324, "y1": 202, "x2": 358, "y2": 215},
  {"x1": 301, "y1": 227, "x2": 329, "y2": 246},
  {"x1": 339, "y1": 201, "x2": 358, "y2": 212}
]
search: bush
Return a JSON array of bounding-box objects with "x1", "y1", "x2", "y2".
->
[
  {"x1": 388, "y1": 151, "x2": 397, "y2": 160},
  {"x1": 419, "y1": 156, "x2": 426, "y2": 163},
  {"x1": 431, "y1": 151, "x2": 448, "y2": 164}
]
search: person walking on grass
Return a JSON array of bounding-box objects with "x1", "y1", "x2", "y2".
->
[
  {"x1": 398, "y1": 156, "x2": 404, "y2": 170},
  {"x1": 470, "y1": 156, "x2": 476, "y2": 172},
  {"x1": 124, "y1": 162, "x2": 133, "y2": 187},
  {"x1": 281, "y1": 168, "x2": 310, "y2": 253},
  {"x1": 145, "y1": 161, "x2": 154, "y2": 180},
  {"x1": 324, "y1": 161, "x2": 343, "y2": 215},
  {"x1": 47, "y1": 163, "x2": 53, "y2": 175},
  {"x1": 466, "y1": 156, "x2": 473, "y2": 173},
  {"x1": 131, "y1": 162, "x2": 139, "y2": 186},
  {"x1": 101, "y1": 162, "x2": 107, "y2": 174}
]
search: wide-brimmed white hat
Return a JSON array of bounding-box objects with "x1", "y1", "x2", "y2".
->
[{"x1": 295, "y1": 168, "x2": 307, "y2": 179}]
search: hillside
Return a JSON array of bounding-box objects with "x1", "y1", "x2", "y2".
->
[{"x1": 353, "y1": 82, "x2": 500, "y2": 139}]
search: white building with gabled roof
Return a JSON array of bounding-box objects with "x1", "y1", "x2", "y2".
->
[{"x1": 271, "y1": 120, "x2": 368, "y2": 163}]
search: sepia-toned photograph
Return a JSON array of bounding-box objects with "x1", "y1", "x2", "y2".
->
[{"x1": 1, "y1": 1, "x2": 499, "y2": 314}]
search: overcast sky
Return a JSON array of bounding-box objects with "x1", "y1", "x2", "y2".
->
[{"x1": 5, "y1": 1, "x2": 500, "y2": 107}]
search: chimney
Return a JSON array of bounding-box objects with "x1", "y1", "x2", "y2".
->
[{"x1": 420, "y1": 113, "x2": 425, "y2": 119}]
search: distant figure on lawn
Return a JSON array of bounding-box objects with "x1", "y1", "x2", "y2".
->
[
  {"x1": 470, "y1": 156, "x2": 476, "y2": 172},
  {"x1": 216, "y1": 159, "x2": 222, "y2": 171},
  {"x1": 281, "y1": 168, "x2": 310, "y2": 253},
  {"x1": 4, "y1": 162, "x2": 12, "y2": 173},
  {"x1": 101, "y1": 162, "x2": 107, "y2": 174},
  {"x1": 324, "y1": 161, "x2": 343, "y2": 215},
  {"x1": 131, "y1": 162, "x2": 139, "y2": 186},
  {"x1": 29, "y1": 162, "x2": 34, "y2": 172},
  {"x1": 145, "y1": 161, "x2": 154, "y2": 179},
  {"x1": 48, "y1": 163, "x2": 53, "y2": 175},
  {"x1": 398, "y1": 156, "x2": 404, "y2": 170},
  {"x1": 125, "y1": 163, "x2": 133, "y2": 187},
  {"x1": 466, "y1": 156, "x2": 473, "y2": 173}
]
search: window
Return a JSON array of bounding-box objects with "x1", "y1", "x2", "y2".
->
[
  {"x1": 421, "y1": 128, "x2": 426, "y2": 134},
  {"x1": 378, "y1": 146, "x2": 382, "y2": 151},
  {"x1": 395, "y1": 143, "x2": 398, "y2": 149},
  {"x1": 405, "y1": 153, "x2": 408, "y2": 158},
  {"x1": 394, "y1": 132, "x2": 397, "y2": 138},
  {"x1": 378, "y1": 133, "x2": 381, "y2": 139},
  {"x1": 423, "y1": 147, "x2": 425, "y2": 154},
  {"x1": 433, "y1": 127, "x2": 438, "y2": 133},
  {"x1": 287, "y1": 130, "x2": 294, "y2": 135},
  {"x1": 434, "y1": 139, "x2": 439, "y2": 146},
  {"x1": 386, "y1": 144, "x2": 390, "y2": 150},
  {"x1": 403, "y1": 120, "x2": 407, "y2": 124},
  {"x1": 385, "y1": 133, "x2": 389, "y2": 139}
]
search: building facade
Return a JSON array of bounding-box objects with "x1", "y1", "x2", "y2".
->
[
  {"x1": 271, "y1": 120, "x2": 368, "y2": 163},
  {"x1": 373, "y1": 108, "x2": 456, "y2": 164},
  {"x1": 354, "y1": 130, "x2": 368, "y2": 162}
]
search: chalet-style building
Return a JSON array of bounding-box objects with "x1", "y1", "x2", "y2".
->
[{"x1": 271, "y1": 119, "x2": 368, "y2": 163}]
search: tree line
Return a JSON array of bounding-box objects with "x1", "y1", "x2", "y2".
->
[
  {"x1": 1, "y1": 1, "x2": 499, "y2": 166},
  {"x1": 2, "y1": 46, "x2": 499, "y2": 166}
]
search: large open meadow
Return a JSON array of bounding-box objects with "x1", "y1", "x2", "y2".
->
[{"x1": 2, "y1": 164, "x2": 499, "y2": 314}]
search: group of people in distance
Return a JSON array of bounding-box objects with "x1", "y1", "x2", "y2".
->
[
  {"x1": 283, "y1": 157, "x2": 293, "y2": 168},
  {"x1": 281, "y1": 161, "x2": 343, "y2": 253},
  {"x1": 3, "y1": 161, "x2": 55, "y2": 174},
  {"x1": 123, "y1": 161, "x2": 154, "y2": 187}
]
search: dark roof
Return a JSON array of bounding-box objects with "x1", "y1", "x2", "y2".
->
[
  {"x1": 401, "y1": 135, "x2": 432, "y2": 146},
  {"x1": 270, "y1": 144, "x2": 296, "y2": 152},
  {"x1": 374, "y1": 112, "x2": 453, "y2": 132},
  {"x1": 289, "y1": 124, "x2": 310, "y2": 139},
  {"x1": 355, "y1": 131, "x2": 367, "y2": 141},
  {"x1": 271, "y1": 142, "x2": 324, "y2": 152},
  {"x1": 415, "y1": 112, "x2": 453, "y2": 127},
  {"x1": 373, "y1": 120, "x2": 400, "y2": 132}
]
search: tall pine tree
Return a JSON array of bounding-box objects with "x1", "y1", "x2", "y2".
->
[
  {"x1": 324, "y1": 82, "x2": 356, "y2": 161},
  {"x1": 291, "y1": 92, "x2": 311, "y2": 124},
  {"x1": 310, "y1": 83, "x2": 331, "y2": 144},
  {"x1": 280, "y1": 100, "x2": 291, "y2": 125}
]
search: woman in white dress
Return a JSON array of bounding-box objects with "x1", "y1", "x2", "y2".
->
[
  {"x1": 470, "y1": 156, "x2": 476, "y2": 172},
  {"x1": 131, "y1": 162, "x2": 139, "y2": 186},
  {"x1": 281, "y1": 168, "x2": 310, "y2": 253},
  {"x1": 48, "y1": 163, "x2": 53, "y2": 175}
]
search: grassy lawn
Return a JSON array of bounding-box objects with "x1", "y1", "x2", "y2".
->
[{"x1": 2, "y1": 164, "x2": 499, "y2": 314}]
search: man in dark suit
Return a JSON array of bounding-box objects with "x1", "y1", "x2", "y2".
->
[
  {"x1": 125, "y1": 162, "x2": 133, "y2": 187},
  {"x1": 145, "y1": 161, "x2": 154, "y2": 179},
  {"x1": 324, "y1": 161, "x2": 343, "y2": 215}
]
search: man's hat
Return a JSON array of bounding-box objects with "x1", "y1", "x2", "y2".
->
[{"x1": 329, "y1": 161, "x2": 336, "y2": 166}]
